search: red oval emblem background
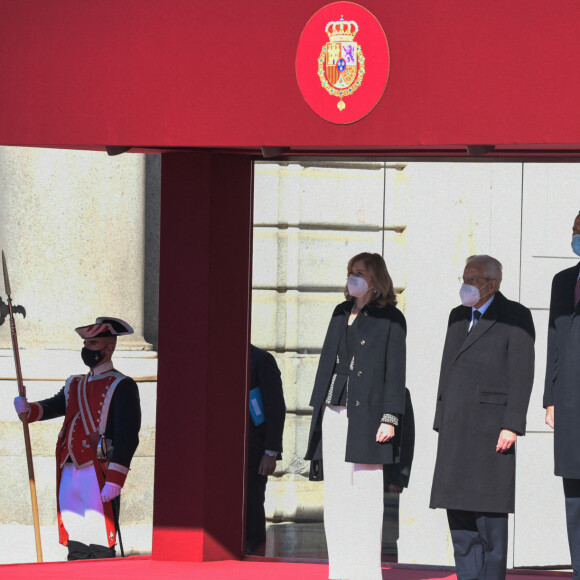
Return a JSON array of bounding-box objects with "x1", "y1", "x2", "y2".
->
[{"x1": 296, "y1": 2, "x2": 390, "y2": 124}]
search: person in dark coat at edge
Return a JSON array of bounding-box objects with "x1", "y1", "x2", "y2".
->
[
  {"x1": 246, "y1": 344, "x2": 286, "y2": 555},
  {"x1": 383, "y1": 388, "x2": 415, "y2": 494},
  {"x1": 430, "y1": 255, "x2": 535, "y2": 579},
  {"x1": 14, "y1": 317, "x2": 141, "y2": 560},
  {"x1": 382, "y1": 388, "x2": 415, "y2": 556},
  {"x1": 544, "y1": 210, "x2": 580, "y2": 579},
  {"x1": 305, "y1": 252, "x2": 406, "y2": 580}
]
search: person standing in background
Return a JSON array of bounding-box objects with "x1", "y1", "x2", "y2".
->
[
  {"x1": 544, "y1": 210, "x2": 580, "y2": 579},
  {"x1": 246, "y1": 344, "x2": 286, "y2": 555}
]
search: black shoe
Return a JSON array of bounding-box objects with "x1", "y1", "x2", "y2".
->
[
  {"x1": 67, "y1": 540, "x2": 92, "y2": 561},
  {"x1": 245, "y1": 540, "x2": 266, "y2": 556},
  {"x1": 89, "y1": 543, "x2": 116, "y2": 559}
]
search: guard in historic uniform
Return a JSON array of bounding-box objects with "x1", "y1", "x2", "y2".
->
[{"x1": 14, "y1": 317, "x2": 141, "y2": 560}]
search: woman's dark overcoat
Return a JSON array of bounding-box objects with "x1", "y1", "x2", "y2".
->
[{"x1": 305, "y1": 300, "x2": 407, "y2": 465}]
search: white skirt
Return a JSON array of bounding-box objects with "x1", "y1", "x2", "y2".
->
[
  {"x1": 322, "y1": 404, "x2": 384, "y2": 580},
  {"x1": 59, "y1": 463, "x2": 108, "y2": 546}
]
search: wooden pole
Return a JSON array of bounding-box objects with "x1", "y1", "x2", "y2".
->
[{"x1": 2, "y1": 251, "x2": 43, "y2": 562}]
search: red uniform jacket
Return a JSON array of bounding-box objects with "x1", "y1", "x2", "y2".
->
[{"x1": 29, "y1": 368, "x2": 141, "y2": 546}]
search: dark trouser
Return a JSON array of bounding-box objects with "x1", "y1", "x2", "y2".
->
[
  {"x1": 447, "y1": 509, "x2": 508, "y2": 580},
  {"x1": 67, "y1": 540, "x2": 115, "y2": 560},
  {"x1": 246, "y1": 461, "x2": 268, "y2": 554},
  {"x1": 67, "y1": 540, "x2": 92, "y2": 560},
  {"x1": 564, "y1": 478, "x2": 580, "y2": 578}
]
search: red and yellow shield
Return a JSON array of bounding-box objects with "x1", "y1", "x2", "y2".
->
[{"x1": 318, "y1": 17, "x2": 365, "y2": 111}]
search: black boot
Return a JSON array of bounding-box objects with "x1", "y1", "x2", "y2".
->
[
  {"x1": 89, "y1": 543, "x2": 116, "y2": 559},
  {"x1": 67, "y1": 540, "x2": 92, "y2": 561}
]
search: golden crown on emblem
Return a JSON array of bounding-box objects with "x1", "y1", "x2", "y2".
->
[{"x1": 325, "y1": 15, "x2": 359, "y2": 43}]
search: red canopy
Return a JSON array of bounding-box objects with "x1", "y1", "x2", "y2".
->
[{"x1": 2, "y1": 0, "x2": 580, "y2": 155}]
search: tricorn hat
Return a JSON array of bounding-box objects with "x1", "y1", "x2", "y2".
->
[{"x1": 75, "y1": 317, "x2": 134, "y2": 339}]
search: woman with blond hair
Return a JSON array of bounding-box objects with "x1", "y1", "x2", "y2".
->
[{"x1": 305, "y1": 252, "x2": 406, "y2": 580}]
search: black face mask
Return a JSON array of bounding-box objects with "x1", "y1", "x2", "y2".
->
[{"x1": 81, "y1": 347, "x2": 105, "y2": 368}]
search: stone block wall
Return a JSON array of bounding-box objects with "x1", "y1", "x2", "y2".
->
[
  {"x1": 251, "y1": 160, "x2": 408, "y2": 528},
  {"x1": 0, "y1": 146, "x2": 159, "y2": 563},
  {"x1": 253, "y1": 160, "x2": 576, "y2": 568}
]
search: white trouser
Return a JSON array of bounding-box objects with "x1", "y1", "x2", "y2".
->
[
  {"x1": 322, "y1": 405, "x2": 384, "y2": 580},
  {"x1": 59, "y1": 463, "x2": 108, "y2": 546}
]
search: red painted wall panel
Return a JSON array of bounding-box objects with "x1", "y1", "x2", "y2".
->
[
  {"x1": 153, "y1": 152, "x2": 253, "y2": 560},
  {"x1": 1, "y1": 1, "x2": 580, "y2": 149}
]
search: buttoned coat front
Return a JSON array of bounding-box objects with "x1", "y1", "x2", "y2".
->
[
  {"x1": 305, "y1": 300, "x2": 407, "y2": 466},
  {"x1": 429, "y1": 291, "x2": 535, "y2": 514},
  {"x1": 544, "y1": 262, "x2": 580, "y2": 479}
]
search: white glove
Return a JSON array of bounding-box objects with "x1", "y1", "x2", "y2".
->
[
  {"x1": 101, "y1": 482, "x2": 122, "y2": 503},
  {"x1": 14, "y1": 396, "x2": 30, "y2": 416}
]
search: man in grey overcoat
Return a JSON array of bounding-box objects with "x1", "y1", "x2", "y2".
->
[
  {"x1": 544, "y1": 210, "x2": 580, "y2": 578},
  {"x1": 430, "y1": 255, "x2": 535, "y2": 579}
]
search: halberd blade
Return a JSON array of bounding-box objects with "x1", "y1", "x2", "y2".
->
[{"x1": 1, "y1": 251, "x2": 11, "y2": 297}]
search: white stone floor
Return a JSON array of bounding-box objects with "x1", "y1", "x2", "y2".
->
[
  {"x1": 0, "y1": 495, "x2": 399, "y2": 564},
  {"x1": 0, "y1": 524, "x2": 152, "y2": 564}
]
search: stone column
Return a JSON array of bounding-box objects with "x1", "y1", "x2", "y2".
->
[{"x1": 0, "y1": 147, "x2": 149, "y2": 350}]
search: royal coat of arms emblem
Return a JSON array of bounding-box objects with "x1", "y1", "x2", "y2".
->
[
  {"x1": 318, "y1": 16, "x2": 365, "y2": 111},
  {"x1": 296, "y1": 2, "x2": 389, "y2": 124}
]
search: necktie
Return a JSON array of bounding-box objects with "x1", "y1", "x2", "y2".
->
[
  {"x1": 471, "y1": 310, "x2": 481, "y2": 331},
  {"x1": 575, "y1": 278, "x2": 580, "y2": 308}
]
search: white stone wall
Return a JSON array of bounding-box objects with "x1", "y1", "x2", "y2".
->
[
  {"x1": 252, "y1": 160, "x2": 408, "y2": 527},
  {"x1": 398, "y1": 162, "x2": 525, "y2": 566},
  {"x1": 512, "y1": 166, "x2": 580, "y2": 567},
  {"x1": 0, "y1": 147, "x2": 158, "y2": 563},
  {"x1": 253, "y1": 160, "x2": 578, "y2": 568},
  {"x1": 0, "y1": 147, "x2": 150, "y2": 350}
]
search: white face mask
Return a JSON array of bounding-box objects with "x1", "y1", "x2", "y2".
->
[
  {"x1": 459, "y1": 281, "x2": 490, "y2": 307},
  {"x1": 347, "y1": 274, "x2": 371, "y2": 298}
]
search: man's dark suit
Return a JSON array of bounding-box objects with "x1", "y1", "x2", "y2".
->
[
  {"x1": 247, "y1": 345, "x2": 286, "y2": 554},
  {"x1": 431, "y1": 291, "x2": 535, "y2": 578},
  {"x1": 544, "y1": 262, "x2": 580, "y2": 577}
]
